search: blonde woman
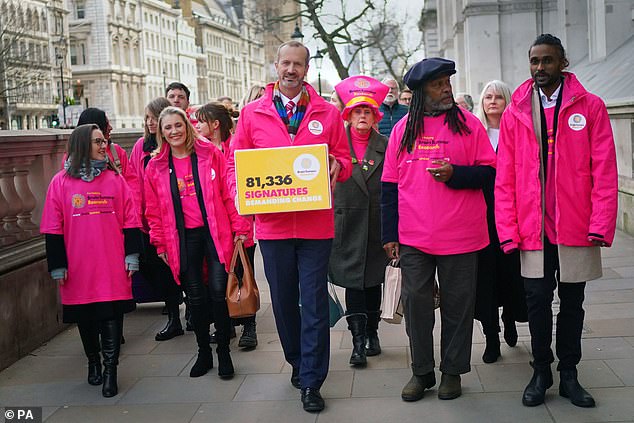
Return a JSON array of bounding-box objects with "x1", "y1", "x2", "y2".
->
[
  {"x1": 474, "y1": 80, "x2": 526, "y2": 363},
  {"x1": 144, "y1": 107, "x2": 250, "y2": 378}
]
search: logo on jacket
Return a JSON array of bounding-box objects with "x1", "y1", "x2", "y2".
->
[
  {"x1": 308, "y1": 120, "x2": 323, "y2": 135},
  {"x1": 293, "y1": 153, "x2": 320, "y2": 181},
  {"x1": 568, "y1": 113, "x2": 586, "y2": 131},
  {"x1": 210, "y1": 168, "x2": 216, "y2": 180},
  {"x1": 71, "y1": 194, "x2": 86, "y2": 208}
]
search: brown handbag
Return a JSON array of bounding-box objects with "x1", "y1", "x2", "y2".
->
[{"x1": 226, "y1": 239, "x2": 260, "y2": 318}]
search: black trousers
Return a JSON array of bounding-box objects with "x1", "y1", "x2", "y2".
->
[
  {"x1": 140, "y1": 233, "x2": 182, "y2": 303},
  {"x1": 345, "y1": 285, "x2": 381, "y2": 314},
  {"x1": 400, "y1": 245, "x2": 478, "y2": 375},
  {"x1": 523, "y1": 240, "x2": 586, "y2": 371}
]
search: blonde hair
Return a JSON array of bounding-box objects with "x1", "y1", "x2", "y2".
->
[
  {"x1": 475, "y1": 80, "x2": 512, "y2": 129},
  {"x1": 144, "y1": 97, "x2": 171, "y2": 138},
  {"x1": 240, "y1": 85, "x2": 265, "y2": 108},
  {"x1": 155, "y1": 106, "x2": 197, "y2": 156}
]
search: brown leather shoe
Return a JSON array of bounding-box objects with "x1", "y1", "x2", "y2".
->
[
  {"x1": 438, "y1": 373, "x2": 461, "y2": 400},
  {"x1": 401, "y1": 372, "x2": 436, "y2": 402}
]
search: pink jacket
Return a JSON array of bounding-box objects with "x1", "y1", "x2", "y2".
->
[
  {"x1": 227, "y1": 82, "x2": 352, "y2": 240},
  {"x1": 128, "y1": 136, "x2": 152, "y2": 232},
  {"x1": 144, "y1": 139, "x2": 251, "y2": 282},
  {"x1": 495, "y1": 72, "x2": 617, "y2": 252}
]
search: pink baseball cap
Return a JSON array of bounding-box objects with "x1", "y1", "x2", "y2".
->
[{"x1": 335, "y1": 76, "x2": 389, "y2": 121}]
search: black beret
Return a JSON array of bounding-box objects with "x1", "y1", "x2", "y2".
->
[{"x1": 403, "y1": 58, "x2": 456, "y2": 90}]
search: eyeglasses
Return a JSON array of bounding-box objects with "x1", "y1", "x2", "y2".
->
[{"x1": 92, "y1": 138, "x2": 107, "y2": 146}]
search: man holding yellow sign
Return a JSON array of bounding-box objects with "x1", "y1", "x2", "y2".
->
[{"x1": 227, "y1": 41, "x2": 351, "y2": 413}]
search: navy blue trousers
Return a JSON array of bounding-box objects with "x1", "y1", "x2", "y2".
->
[{"x1": 259, "y1": 239, "x2": 332, "y2": 389}]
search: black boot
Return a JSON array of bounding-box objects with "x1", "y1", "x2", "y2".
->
[
  {"x1": 212, "y1": 300, "x2": 234, "y2": 379},
  {"x1": 77, "y1": 320, "x2": 102, "y2": 386},
  {"x1": 190, "y1": 305, "x2": 213, "y2": 378},
  {"x1": 365, "y1": 311, "x2": 381, "y2": 356},
  {"x1": 522, "y1": 363, "x2": 553, "y2": 406},
  {"x1": 100, "y1": 317, "x2": 123, "y2": 397},
  {"x1": 185, "y1": 296, "x2": 194, "y2": 331},
  {"x1": 482, "y1": 334, "x2": 501, "y2": 363},
  {"x1": 347, "y1": 314, "x2": 367, "y2": 366},
  {"x1": 559, "y1": 368, "x2": 595, "y2": 407},
  {"x1": 503, "y1": 316, "x2": 518, "y2": 347},
  {"x1": 238, "y1": 319, "x2": 258, "y2": 349},
  {"x1": 155, "y1": 300, "x2": 184, "y2": 341}
]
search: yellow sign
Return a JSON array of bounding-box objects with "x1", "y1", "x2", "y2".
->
[{"x1": 234, "y1": 144, "x2": 332, "y2": 215}]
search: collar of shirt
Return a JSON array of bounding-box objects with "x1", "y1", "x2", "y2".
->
[
  {"x1": 539, "y1": 83, "x2": 562, "y2": 109},
  {"x1": 280, "y1": 92, "x2": 301, "y2": 114}
]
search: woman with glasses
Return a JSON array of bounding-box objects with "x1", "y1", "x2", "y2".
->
[{"x1": 41, "y1": 124, "x2": 142, "y2": 397}]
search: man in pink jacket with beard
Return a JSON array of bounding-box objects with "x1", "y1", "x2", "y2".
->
[
  {"x1": 227, "y1": 41, "x2": 351, "y2": 413},
  {"x1": 495, "y1": 34, "x2": 618, "y2": 409}
]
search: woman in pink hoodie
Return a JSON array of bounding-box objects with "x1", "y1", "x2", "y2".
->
[
  {"x1": 41, "y1": 124, "x2": 141, "y2": 398},
  {"x1": 144, "y1": 107, "x2": 250, "y2": 379}
]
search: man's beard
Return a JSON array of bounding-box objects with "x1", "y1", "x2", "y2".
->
[
  {"x1": 384, "y1": 93, "x2": 397, "y2": 105},
  {"x1": 424, "y1": 95, "x2": 454, "y2": 112}
]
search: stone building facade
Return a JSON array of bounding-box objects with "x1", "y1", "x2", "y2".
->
[
  {"x1": 419, "y1": 0, "x2": 634, "y2": 100},
  {"x1": 65, "y1": 0, "x2": 265, "y2": 128},
  {"x1": 0, "y1": 0, "x2": 69, "y2": 130}
]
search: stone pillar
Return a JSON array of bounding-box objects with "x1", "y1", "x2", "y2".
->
[
  {"x1": 0, "y1": 161, "x2": 26, "y2": 242},
  {"x1": 13, "y1": 156, "x2": 38, "y2": 237}
]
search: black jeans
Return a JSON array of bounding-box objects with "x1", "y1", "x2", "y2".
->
[
  {"x1": 181, "y1": 227, "x2": 228, "y2": 305},
  {"x1": 140, "y1": 233, "x2": 182, "y2": 303},
  {"x1": 345, "y1": 285, "x2": 381, "y2": 314},
  {"x1": 523, "y1": 240, "x2": 586, "y2": 371},
  {"x1": 180, "y1": 227, "x2": 232, "y2": 349}
]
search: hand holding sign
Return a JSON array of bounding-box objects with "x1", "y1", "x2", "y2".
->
[{"x1": 329, "y1": 154, "x2": 341, "y2": 192}]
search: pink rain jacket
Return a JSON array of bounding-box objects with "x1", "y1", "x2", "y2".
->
[
  {"x1": 495, "y1": 72, "x2": 617, "y2": 252},
  {"x1": 128, "y1": 137, "x2": 153, "y2": 232},
  {"x1": 227, "y1": 82, "x2": 352, "y2": 240},
  {"x1": 40, "y1": 170, "x2": 140, "y2": 305},
  {"x1": 144, "y1": 139, "x2": 250, "y2": 282}
]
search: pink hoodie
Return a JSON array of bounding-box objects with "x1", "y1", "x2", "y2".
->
[
  {"x1": 227, "y1": 82, "x2": 352, "y2": 240},
  {"x1": 495, "y1": 72, "x2": 617, "y2": 252},
  {"x1": 144, "y1": 139, "x2": 251, "y2": 283}
]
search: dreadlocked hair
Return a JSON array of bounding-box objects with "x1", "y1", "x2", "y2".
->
[{"x1": 398, "y1": 88, "x2": 472, "y2": 156}]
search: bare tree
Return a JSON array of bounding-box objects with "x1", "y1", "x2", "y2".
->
[
  {"x1": 364, "y1": 1, "x2": 423, "y2": 84},
  {"x1": 0, "y1": 12, "x2": 50, "y2": 129},
  {"x1": 260, "y1": 0, "x2": 422, "y2": 83}
]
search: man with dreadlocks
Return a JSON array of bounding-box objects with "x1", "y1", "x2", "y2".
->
[
  {"x1": 227, "y1": 41, "x2": 351, "y2": 413},
  {"x1": 381, "y1": 58, "x2": 496, "y2": 402},
  {"x1": 495, "y1": 34, "x2": 617, "y2": 408}
]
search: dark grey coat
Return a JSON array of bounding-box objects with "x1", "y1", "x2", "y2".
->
[{"x1": 329, "y1": 127, "x2": 389, "y2": 290}]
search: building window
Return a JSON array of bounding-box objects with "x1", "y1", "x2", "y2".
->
[{"x1": 76, "y1": 1, "x2": 85, "y2": 19}]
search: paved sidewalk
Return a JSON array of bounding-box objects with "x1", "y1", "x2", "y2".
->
[{"x1": 1, "y1": 231, "x2": 634, "y2": 422}]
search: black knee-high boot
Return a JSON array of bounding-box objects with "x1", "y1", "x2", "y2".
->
[
  {"x1": 78, "y1": 320, "x2": 102, "y2": 385},
  {"x1": 155, "y1": 296, "x2": 184, "y2": 341},
  {"x1": 100, "y1": 317, "x2": 122, "y2": 397},
  {"x1": 212, "y1": 300, "x2": 234, "y2": 379},
  {"x1": 347, "y1": 313, "x2": 367, "y2": 366},
  {"x1": 189, "y1": 304, "x2": 213, "y2": 377},
  {"x1": 365, "y1": 311, "x2": 382, "y2": 356}
]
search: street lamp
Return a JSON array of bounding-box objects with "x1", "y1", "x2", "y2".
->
[
  {"x1": 56, "y1": 36, "x2": 67, "y2": 128},
  {"x1": 311, "y1": 49, "x2": 324, "y2": 96},
  {"x1": 290, "y1": 22, "x2": 304, "y2": 41}
]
